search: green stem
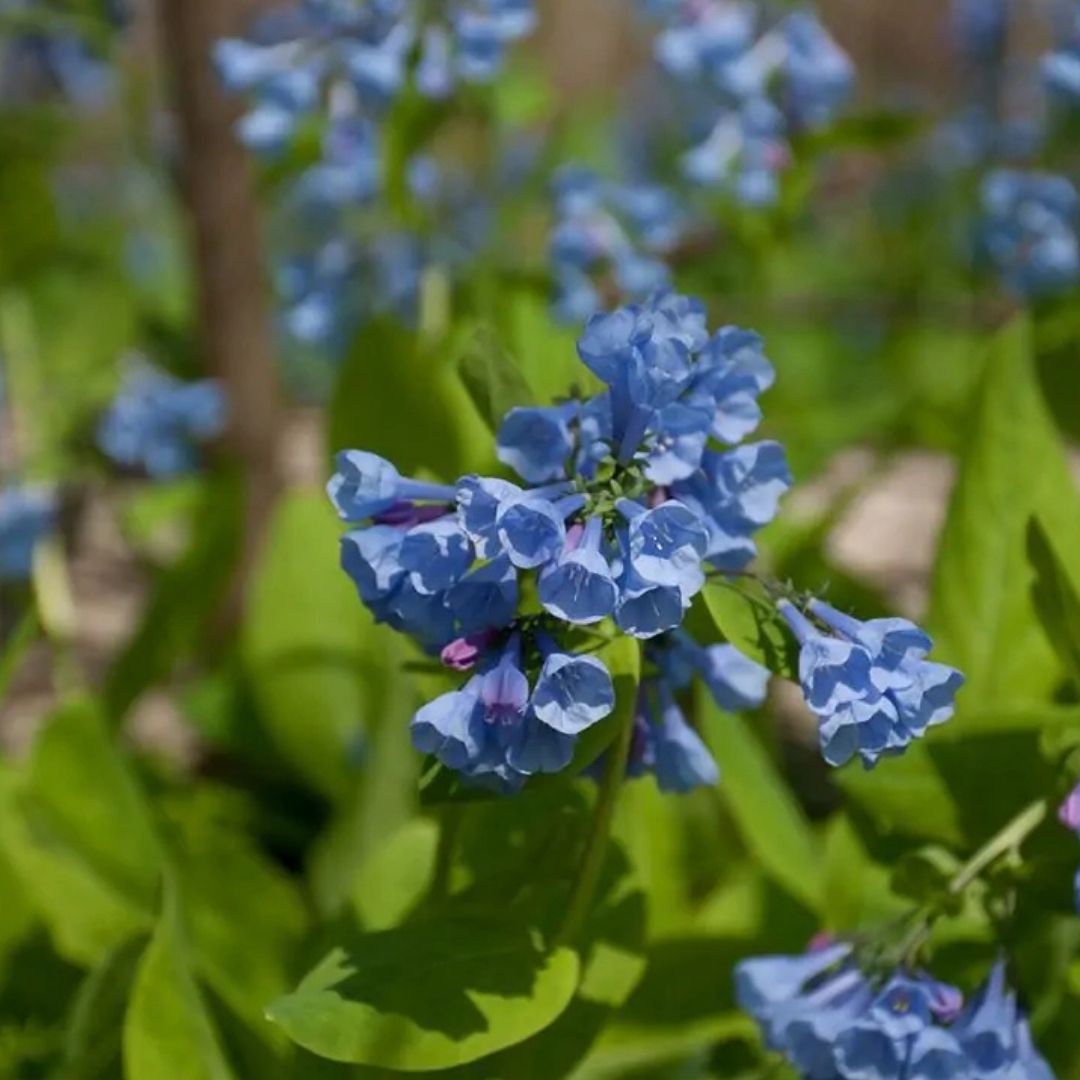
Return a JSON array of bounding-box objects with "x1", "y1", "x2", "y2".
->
[
  {"x1": 431, "y1": 805, "x2": 462, "y2": 902},
  {"x1": 946, "y1": 799, "x2": 1048, "y2": 897},
  {"x1": 554, "y1": 701, "x2": 637, "y2": 948}
]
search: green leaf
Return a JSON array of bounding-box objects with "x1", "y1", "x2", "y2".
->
[
  {"x1": 700, "y1": 583, "x2": 799, "y2": 680},
  {"x1": 243, "y1": 492, "x2": 380, "y2": 800},
  {"x1": 63, "y1": 936, "x2": 147, "y2": 1079},
  {"x1": 329, "y1": 318, "x2": 486, "y2": 481},
  {"x1": 27, "y1": 700, "x2": 162, "y2": 907},
  {"x1": 1028, "y1": 517, "x2": 1080, "y2": 686},
  {"x1": 349, "y1": 818, "x2": 440, "y2": 932},
  {"x1": 929, "y1": 317, "x2": 1080, "y2": 709},
  {"x1": 456, "y1": 324, "x2": 535, "y2": 432},
  {"x1": 104, "y1": 472, "x2": 244, "y2": 721},
  {"x1": 267, "y1": 919, "x2": 580, "y2": 1070},
  {"x1": 0, "y1": 702, "x2": 161, "y2": 966},
  {"x1": 124, "y1": 889, "x2": 237, "y2": 1080},
  {"x1": 700, "y1": 693, "x2": 824, "y2": 913}
]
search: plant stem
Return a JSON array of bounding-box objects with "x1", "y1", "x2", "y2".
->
[
  {"x1": 431, "y1": 804, "x2": 462, "y2": 902},
  {"x1": 554, "y1": 699, "x2": 637, "y2": 948},
  {"x1": 946, "y1": 799, "x2": 1048, "y2": 896}
]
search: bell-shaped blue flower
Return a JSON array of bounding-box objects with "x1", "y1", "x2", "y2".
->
[
  {"x1": 340, "y1": 525, "x2": 406, "y2": 606},
  {"x1": 539, "y1": 517, "x2": 618, "y2": 625},
  {"x1": 399, "y1": 517, "x2": 474, "y2": 595},
  {"x1": 617, "y1": 498, "x2": 707, "y2": 602},
  {"x1": 615, "y1": 569, "x2": 686, "y2": 639},
  {"x1": 328, "y1": 450, "x2": 456, "y2": 522},
  {"x1": 456, "y1": 475, "x2": 523, "y2": 558},
  {"x1": 650, "y1": 687, "x2": 720, "y2": 793},
  {"x1": 497, "y1": 403, "x2": 578, "y2": 483},
  {"x1": 495, "y1": 492, "x2": 585, "y2": 570},
  {"x1": 505, "y1": 714, "x2": 576, "y2": 776},
  {"x1": 0, "y1": 486, "x2": 57, "y2": 582},
  {"x1": 446, "y1": 554, "x2": 518, "y2": 635},
  {"x1": 531, "y1": 648, "x2": 615, "y2": 735},
  {"x1": 412, "y1": 682, "x2": 486, "y2": 771}
]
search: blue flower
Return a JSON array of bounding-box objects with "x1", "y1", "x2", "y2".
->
[
  {"x1": 97, "y1": 366, "x2": 225, "y2": 478},
  {"x1": 0, "y1": 486, "x2": 56, "y2": 582},
  {"x1": 531, "y1": 647, "x2": 615, "y2": 735},
  {"x1": 399, "y1": 517, "x2": 475, "y2": 594},
  {"x1": 980, "y1": 170, "x2": 1080, "y2": 299},
  {"x1": 783, "y1": 11, "x2": 855, "y2": 131},
  {"x1": 779, "y1": 600, "x2": 964, "y2": 768},
  {"x1": 548, "y1": 167, "x2": 683, "y2": 322},
  {"x1": 1060, "y1": 781, "x2": 1080, "y2": 836},
  {"x1": 496, "y1": 404, "x2": 579, "y2": 484},
  {"x1": 657, "y1": 631, "x2": 771, "y2": 713},
  {"x1": 617, "y1": 498, "x2": 708, "y2": 601},
  {"x1": 650, "y1": 687, "x2": 720, "y2": 792},
  {"x1": 953, "y1": 0, "x2": 1007, "y2": 63},
  {"x1": 328, "y1": 450, "x2": 457, "y2": 522},
  {"x1": 538, "y1": 517, "x2": 619, "y2": 625},
  {"x1": 951, "y1": 962, "x2": 1056, "y2": 1079},
  {"x1": 446, "y1": 554, "x2": 519, "y2": 635},
  {"x1": 495, "y1": 492, "x2": 586, "y2": 570},
  {"x1": 410, "y1": 635, "x2": 612, "y2": 787}
]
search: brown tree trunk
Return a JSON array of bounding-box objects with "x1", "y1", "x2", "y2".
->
[{"x1": 157, "y1": 0, "x2": 284, "y2": 624}]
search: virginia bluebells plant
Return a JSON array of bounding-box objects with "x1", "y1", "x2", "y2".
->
[
  {"x1": 737, "y1": 946, "x2": 1055, "y2": 1079},
  {"x1": 216, "y1": 0, "x2": 537, "y2": 157},
  {"x1": 638, "y1": 1, "x2": 853, "y2": 203},
  {"x1": 548, "y1": 166, "x2": 685, "y2": 324},
  {"x1": 328, "y1": 291, "x2": 789, "y2": 790},
  {"x1": 0, "y1": 485, "x2": 56, "y2": 582},
  {"x1": 980, "y1": 169, "x2": 1080, "y2": 299},
  {"x1": 779, "y1": 598, "x2": 964, "y2": 769},
  {"x1": 97, "y1": 364, "x2": 226, "y2": 479}
]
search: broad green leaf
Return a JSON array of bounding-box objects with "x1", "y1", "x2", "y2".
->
[
  {"x1": 104, "y1": 472, "x2": 244, "y2": 722},
  {"x1": 123, "y1": 890, "x2": 237, "y2": 1080},
  {"x1": 508, "y1": 289, "x2": 596, "y2": 406},
  {"x1": 243, "y1": 492, "x2": 379, "y2": 800},
  {"x1": 63, "y1": 936, "x2": 146, "y2": 1079},
  {"x1": 1028, "y1": 517, "x2": 1080, "y2": 685},
  {"x1": 700, "y1": 694, "x2": 824, "y2": 913},
  {"x1": 821, "y1": 816, "x2": 906, "y2": 933},
  {"x1": 836, "y1": 745, "x2": 964, "y2": 847},
  {"x1": 929, "y1": 317, "x2": 1080, "y2": 709},
  {"x1": 267, "y1": 919, "x2": 580, "y2": 1070},
  {"x1": 166, "y1": 816, "x2": 307, "y2": 1034},
  {"x1": 28, "y1": 700, "x2": 162, "y2": 907},
  {"x1": 456, "y1": 324, "x2": 535, "y2": 433},
  {"x1": 329, "y1": 318, "x2": 485, "y2": 481},
  {"x1": 700, "y1": 583, "x2": 799, "y2": 680},
  {"x1": 350, "y1": 818, "x2": 439, "y2": 932}
]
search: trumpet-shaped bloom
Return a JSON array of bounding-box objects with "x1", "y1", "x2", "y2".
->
[{"x1": 539, "y1": 517, "x2": 619, "y2": 624}]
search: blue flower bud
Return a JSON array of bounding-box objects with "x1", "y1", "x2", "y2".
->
[{"x1": 496, "y1": 404, "x2": 577, "y2": 483}]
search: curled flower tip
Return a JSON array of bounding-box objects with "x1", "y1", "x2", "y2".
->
[{"x1": 1059, "y1": 782, "x2": 1080, "y2": 833}]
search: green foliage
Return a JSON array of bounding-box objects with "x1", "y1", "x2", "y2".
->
[{"x1": 268, "y1": 924, "x2": 580, "y2": 1070}]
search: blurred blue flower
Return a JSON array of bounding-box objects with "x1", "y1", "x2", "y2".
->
[
  {"x1": 738, "y1": 947, "x2": 1053, "y2": 1079},
  {"x1": 218, "y1": 0, "x2": 537, "y2": 156},
  {"x1": 779, "y1": 599, "x2": 964, "y2": 768},
  {"x1": 97, "y1": 365, "x2": 225, "y2": 478},
  {"x1": 549, "y1": 166, "x2": 684, "y2": 323},
  {"x1": 980, "y1": 170, "x2": 1080, "y2": 299},
  {"x1": 1045, "y1": 3, "x2": 1080, "y2": 105},
  {"x1": 953, "y1": 0, "x2": 1008, "y2": 64},
  {"x1": 638, "y1": 2, "x2": 852, "y2": 203},
  {"x1": 0, "y1": 485, "x2": 56, "y2": 581}
]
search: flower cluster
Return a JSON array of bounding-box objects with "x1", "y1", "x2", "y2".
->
[
  {"x1": 328, "y1": 292, "x2": 789, "y2": 789},
  {"x1": 737, "y1": 946, "x2": 1054, "y2": 1079},
  {"x1": 97, "y1": 365, "x2": 226, "y2": 479},
  {"x1": 0, "y1": 485, "x2": 56, "y2": 582},
  {"x1": 618, "y1": 630, "x2": 769, "y2": 792},
  {"x1": 0, "y1": 0, "x2": 120, "y2": 108},
  {"x1": 216, "y1": 0, "x2": 536, "y2": 157},
  {"x1": 952, "y1": 0, "x2": 1007, "y2": 67},
  {"x1": 779, "y1": 599, "x2": 964, "y2": 769},
  {"x1": 1044, "y1": 2, "x2": 1080, "y2": 107},
  {"x1": 980, "y1": 170, "x2": 1080, "y2": 299},
  {"x1": 639, "y1": 2, "x2": 853, "y2": 203},
  {"x1": 548, "y1": 166, "x2": 685, "y2": 324},
  {"x1": 276, "y1": 155, "x2": 490, "y2": 351}
]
